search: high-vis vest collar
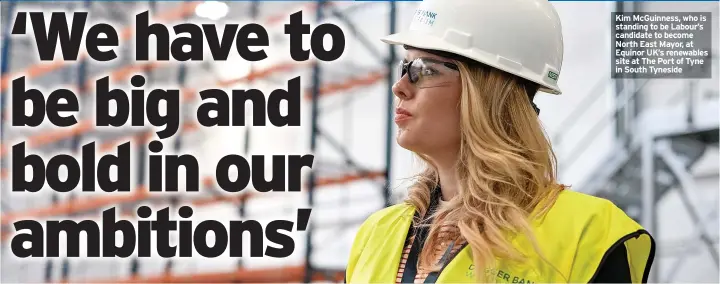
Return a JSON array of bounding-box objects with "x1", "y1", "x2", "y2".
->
[{"x1": 345, "y1": 190, "x2": 655, "y2": 283}]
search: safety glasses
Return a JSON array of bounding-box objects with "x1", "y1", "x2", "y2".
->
[{"x1": 398, "y1": 57, "x2": 460, "y2": 88}]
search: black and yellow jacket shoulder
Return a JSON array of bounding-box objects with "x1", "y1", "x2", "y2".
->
[{"x1": 345, "y1": 190, "x2": 655, "y2": 283}]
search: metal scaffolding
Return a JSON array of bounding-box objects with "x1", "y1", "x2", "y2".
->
[{"x1": 553, "y1": 2, "x2": 719, "y2": 282}]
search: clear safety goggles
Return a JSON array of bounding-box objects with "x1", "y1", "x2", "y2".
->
[{"x1": 398, "y1": 57, "x2": 460, "y2": 89}]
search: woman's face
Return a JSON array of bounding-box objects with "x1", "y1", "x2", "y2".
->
[{"x1": 392, "y1": 49, "x2": 463, "y2": 159}]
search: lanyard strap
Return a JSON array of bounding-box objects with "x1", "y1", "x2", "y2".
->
[
  {"x1": 424, "y1": 240, "x2": 458, "y2": 283},
  {"x1": 400, "y1": 227, "x2": 423, "y2": 284},
  {"x1": 400, "y1": 227, "x2": 460, "y2": 284},
  {"x1": 401, "y1": 193, "x2": 464, "y2": 283}
]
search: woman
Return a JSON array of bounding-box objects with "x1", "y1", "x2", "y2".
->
[{"x1": 345, "y1": 0, "x2": 655, "y2": 283}]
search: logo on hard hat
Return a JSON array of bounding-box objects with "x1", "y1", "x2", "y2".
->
[
  {"x1": 547, "y1": 71, "x2": 559, "y2": 81},
  {"x1": 413, "y1": 9, "x2": 437, "y2": 26}
]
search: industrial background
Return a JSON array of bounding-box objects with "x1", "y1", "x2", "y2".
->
[{"x1": 0, "y1": 0, "x2": 718, "y2": 283}]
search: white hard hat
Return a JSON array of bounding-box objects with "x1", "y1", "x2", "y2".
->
[{"x1": 381, "y1": 0, "x2": 564, "y2": 95}]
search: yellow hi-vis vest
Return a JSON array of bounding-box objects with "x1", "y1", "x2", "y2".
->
[{"x1": 345, "y1": 190, "x2": 655, "y2": 283}]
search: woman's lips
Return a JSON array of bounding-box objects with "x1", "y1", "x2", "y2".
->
[
  {"x1": 394, "y1": 108, "x2": 413, "y2": 123},
  {"x1": 394, "y1": 113, "x2": 412, "y2": 122}
]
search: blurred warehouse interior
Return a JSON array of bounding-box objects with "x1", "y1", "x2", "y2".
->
[{"x1": 0, "y1": 0, "x2": 718, "y2": 283}]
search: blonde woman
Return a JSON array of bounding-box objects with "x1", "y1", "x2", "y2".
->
[{"x1": 345, "y1": 0, "x2": 655, "y2": 283}]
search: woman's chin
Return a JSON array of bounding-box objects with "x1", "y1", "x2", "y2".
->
[{"x1": 396, "y1": 129, "x2": 420, "y2": 151}]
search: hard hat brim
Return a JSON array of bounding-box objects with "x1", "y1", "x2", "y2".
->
[
  {"x1": 381, "y1": 32, "x2": 462, "y2": 61},
  {"x1": 381, "y1": 32, "x2": 562, "y2": 95}
]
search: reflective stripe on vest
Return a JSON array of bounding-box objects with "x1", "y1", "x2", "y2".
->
[{"x1": 345, "y1": 190, "x2": 655, "y2": 283}]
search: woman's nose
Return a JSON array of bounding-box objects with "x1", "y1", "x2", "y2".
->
[{"x1": 392, "y1": 76, "x2": 413, "y2": 100}]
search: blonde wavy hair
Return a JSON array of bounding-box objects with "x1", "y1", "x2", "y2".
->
[{"x1": 405, "y1": 57, "x2": 566, "y2": 281}]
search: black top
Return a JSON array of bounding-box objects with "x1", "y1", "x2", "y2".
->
[{"x1": 591, "y1": 244, "x2": 633, "y2": 283}]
